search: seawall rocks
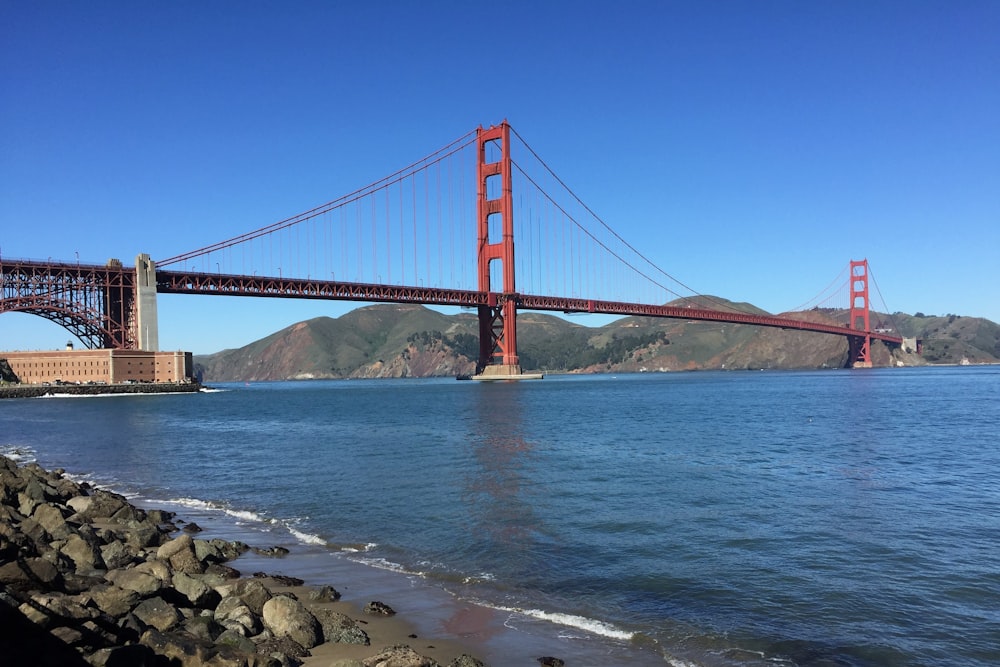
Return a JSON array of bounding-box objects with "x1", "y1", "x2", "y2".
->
[
  {"x1": 0, "y1": 382, "x2": 203, "y2": 399},
  {"x1": 0, "y1": 456, "x2": 487, "y2": 667}
]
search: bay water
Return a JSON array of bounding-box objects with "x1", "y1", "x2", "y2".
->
[{"x1": 2, "y1": 366, "x2": 998, "y2": 666}]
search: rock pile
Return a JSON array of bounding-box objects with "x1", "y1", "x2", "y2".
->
[{"x1": 0, "y1": 455, "x2": 485, "y2": 667}]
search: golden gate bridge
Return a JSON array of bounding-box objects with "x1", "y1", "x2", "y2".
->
[{"x1": 0, "y1": 122, "x2": 905, "y2": 376}]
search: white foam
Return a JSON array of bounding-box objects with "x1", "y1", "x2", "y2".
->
[
  {"x1": 288, "y1": 527, "x2": 326, "y2": 546},
  {"x1": 0, "y1": 445, "x2": 37, "y2": 463},
  {"x1": 199, "y1": 387, "x2": 227, "y2": 393},
  {"x1": 163, "y1": 497, "x2": 272, "y2": 524},
  {"x1": 496, "y1": 605, "x2": 635, "y2": 641},
  {"x1": 355, "y1": 556, "x2": 420, "y2": 575},
  {"x1": 339, "y1": 542, "x2": 377, "y2": 553},
  {"x1": 37, "y1": 391, "x2": 194, "y2": 399}
]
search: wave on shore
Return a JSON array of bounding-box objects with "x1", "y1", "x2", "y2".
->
[{"x1": 151, "y1": 487, "x2": 643, "y2": 651}]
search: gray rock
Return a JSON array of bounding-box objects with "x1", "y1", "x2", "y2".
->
[
  {"x1": 59, "y1": 532, "x2": 106, "y2": 571},
  {"x1": 133, "y1": 595, "x2": 182, "y2": 631},
  {"x1": 20, "y1": 591, "x2": 99, "y2": 627},
  {"x1": 135, "y1": 558, "x2": 172, "y2": 582},
  {"x1": 193, "y1": 538, "x2": 223, "y2": 563},
  {"x1": 205, "y1": 562, "x2": 243, "y2": 579},
  {"x1": 209, "y1": 538, "x2": 250, "y2": 561},
  {"x1": 364, "y1": 600, "x2": 396, "y2": 616},
  {"x1": 174, "y1": 571, "x2": 220, "y2": 608},
  {"x1": 31, "y1": 501, "x2": 73, "y2": 540},
  {"x1": 158, "y1": 533, "x2": 205, "y2": 574},
  {"x1": 361, "y1": 645, "x2": 440, "y2": 667},
  {"x1": 66, "y1": 494, "x2": 93, "y2": 515},
  {"x1": 157, "y1": 533, "x2": 194, "y2": 560},
  {"x1": 182, "y1": 613, "x2": 225, "y2": 641},
  {"x1": 215, "y1": 596, "x2": 263, "y2": 636},
  {"x1": 234, "y1": 577, "x2": 273, "y2": 615},
  {"x1": 125, "y1": 520, "x2": 165, "y2": 549},
  {"x1": 312, "y1": 607, "x2": 370, "y2": 645},
  {"x1": 106, "y1": 567, "x2": 163, "y2": 597},
  {"x1": 17, "y1": 516, "x2": 52, "y2": 551},
  {"x1": 215, "y1": 627, "x2": 256, "y2": 653},
  {"x1": 0, "y1": 556, "x2": 63, "y2": 593},
  {"x1": 100, "y1": 539, "x2": 134, "y2": 570},
  {"x1": 253, "y1": 634, "x2": 311, "y2": 661},
  {"x1": 88, "y1": 584, "x2": 141, "y2": 617},
  {"x1": 262, "y1": 594, "x2": 322, "y2": 649},
  {"x1": 78, "y1": 489, "x2": 130, "y2": 521},
  {"x1": 448, "y1": 656, "x2": 486, "y2": 667},
  {"x1": 140, "y1": 627, "x2": 250, "y2": 667},
  {"x1": 308, "y1": 584, "x2": 341, "y2": 602}
]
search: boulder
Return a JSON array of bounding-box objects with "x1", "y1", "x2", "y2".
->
[
  {"x1": 215, "y1": 627, "x2": 256, "y2": 653},
  {"x1": 174, "y1": 571, "x2": 221, "y2": 608},
  {"x1": 100, "y1": 539, "x2": 135, "y2": 570},
  {"x1": 448, "y1": 657, "x2": 485, "y2": 667},
  {"x1": 253, "y1": 634, "x2": 311, "y2": 661},
  {"x1": 17, "y1": 516, "x2": 52, "y2": 552},
  {"x1": 307, "y1": 585, "x2": 341, "y2": 602},
  {"x1": 59, "y1": 532, "x2": 106, "y2": 571},
  {"x1": 65, "y1": 494, "x2": 93, "y2": 516},
  {"x1": 0, "y1": 556, "x2": 63, "y2": 593},
  {"x1": 261, "y1": 595, "x2": 322, "y2": 649},
  {"x1": 182, "y1": 613, "x2": 226, "y2": 641},
  {"x1": 158, "y1": 533, "x2": 204, "y2": 574},
  {"x1": 157, "y1": 533, "x2": 194, "y2": 560},
  {"x1": 234, "y1": 578, "x2": 273, "y2": 615},
  {"x1": 78, "y1": 490, "x2": 130, "y2": 521},
  {"x1": 88, "y1": 584, "x2": 141, "y2": 617},
  {"x1": 32, "y1": 501, "x2": 75, "y2": 541},
  {"x1": 105, "y1": 567, "x2": 163, "y2": 597},
  {"x1": 124, "y1": 520, "x2": 165, "y2": 549},
  {"x1": 140, "y1": 628, "x2": 251, "y2": 667},
  {"x1": 19, "y1": 591, "x2": 99, "y2": 628},
  {"x1": 364, "y1": 600, "x2": 396, "y2": 616},
  {"x1": 215, "y1": 596, "x2": 263, "y2": 636},
  {"x1": 132, "y1": 596, "x2": 182, "y2": 631},
  {"x1": 194, "y1": 538, "x2": 223, "y2": 563},
  {"x1": 135, "y1": 558, "x2": 172, "y2": 582},
  {"x1": 361, "y1": 645, "x2": 440, "y2": 667},
  {"x1": 205, "y1": 562, "x2": 242, "y2": 580},
  {"x1": 312, "y1": 607, "x2": 370, "y2": 645}
]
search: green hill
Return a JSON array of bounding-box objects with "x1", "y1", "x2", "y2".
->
[{"x1": 193, "y1": 303, "x2": 999, "y2": 382}]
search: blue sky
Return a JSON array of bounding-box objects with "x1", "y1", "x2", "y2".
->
[{"x1": 2, "y1": 1, "x2": 998, "y2": 354}]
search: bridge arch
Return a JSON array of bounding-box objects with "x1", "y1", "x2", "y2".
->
[{"x1": 0, "y1": 259, "x2": 139, "y2": 349}]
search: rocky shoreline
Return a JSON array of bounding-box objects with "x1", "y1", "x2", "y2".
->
[
  {"x1": 0, "y1": 382, "x2": 204, "y2": 399},
  {"x1": 0, "y1": 455, "x2": 498, "y2": 667}
]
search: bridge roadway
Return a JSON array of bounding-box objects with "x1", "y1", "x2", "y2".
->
[{"x1": 155, "y1": 269, "x2": 905, "y2": 346}]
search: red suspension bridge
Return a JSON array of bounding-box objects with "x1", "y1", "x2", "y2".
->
[{"x1": 1, "y1": 122, "x2": 905, "y2": 375}]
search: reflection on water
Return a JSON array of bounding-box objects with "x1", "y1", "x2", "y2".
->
[{"x1": 464, "y1": 383, "x2": 539, "y2": 556}]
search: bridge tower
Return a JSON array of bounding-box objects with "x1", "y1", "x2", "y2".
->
[
  {"x1": 135, "y1": 253, "x2": 160, "y2": 351},
  {"x1": 474, "y1": 121, "x2": 534, "y2": 379},
  {"x1": 848, "y1": 258, "x2": 873, "y2": 368}
]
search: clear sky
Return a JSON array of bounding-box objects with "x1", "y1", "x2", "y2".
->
[{"x1": 2, "y1": 1, "x2": 998, "y2": 354}]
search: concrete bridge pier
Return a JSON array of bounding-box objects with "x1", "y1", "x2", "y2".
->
[{"x1": 135, "y1": 253, "x2": 159, "y2": 351}]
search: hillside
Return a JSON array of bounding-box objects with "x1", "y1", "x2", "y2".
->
[{"x1": 193, "y1": 303, "x2": 1000, "y2": 382}]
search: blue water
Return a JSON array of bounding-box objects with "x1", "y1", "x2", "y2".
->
[{"x1": 2, "y1": 367, "x2": 999, "y2": 666}]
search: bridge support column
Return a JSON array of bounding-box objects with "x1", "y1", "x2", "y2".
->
[
  {"x1": 136, "y1": 253, "x2": 159, "y2": 351},
  {"x1": 848, "y1": 259, "x2": 872, "y2": 368},
  {"x1": 473, "y1": 122, "x2": 539, "y2": 380}
]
